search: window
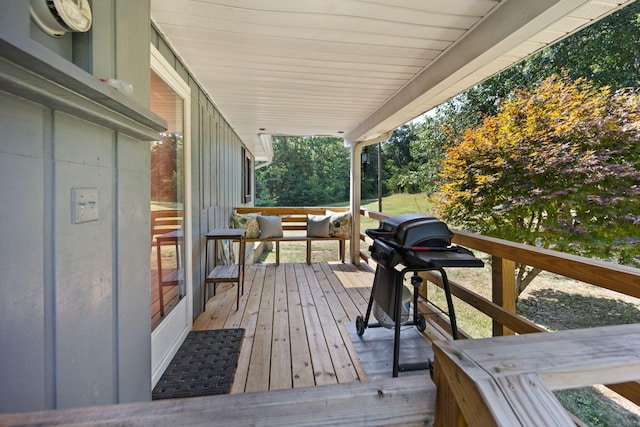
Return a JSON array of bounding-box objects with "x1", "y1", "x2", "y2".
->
[{"x1": 242, "y1": 147, "x2": 252, "y2": 203}]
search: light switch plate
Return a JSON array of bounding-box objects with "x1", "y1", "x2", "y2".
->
[{"x1": 71, "y1": 188, "x2": 98, "y2": 224}]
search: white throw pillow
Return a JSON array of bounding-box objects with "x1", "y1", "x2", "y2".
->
[
  {"x1": 257, "y1": 215, "x2": 283, "y2": 238},
  {"x1": 307, "y1": 214, "x2": 331, "y2": 237}
]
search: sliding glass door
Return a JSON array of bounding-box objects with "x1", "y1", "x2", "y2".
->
[{"x1": 149, "y1": 46, "x2": 192, "y2": 387}]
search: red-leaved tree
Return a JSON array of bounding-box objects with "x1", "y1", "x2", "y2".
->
[{"x1": 435, "y1": 74, "x2": 640, "y2": 294}]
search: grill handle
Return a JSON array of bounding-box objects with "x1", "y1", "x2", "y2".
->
[
  {"x1": 365, "y1": 228, "x2": 395, "y2": 240},
  {"x1": 404, "y1": 245, "x2": 474, "y2": 255}
]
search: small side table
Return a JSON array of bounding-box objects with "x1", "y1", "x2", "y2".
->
[
  {"x1": 156, "y1": 229, "x2": 183, "y2": 317},
  {"x1": 203, "y1": 228, "x2": 246, "y2": 311}
]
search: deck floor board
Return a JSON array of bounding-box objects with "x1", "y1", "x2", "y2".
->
[
  {"x1": 195, "y1": 262, "x2": 378, "y2": 392},
  {"x1": 195, "y1": 261, "x2": 440, "y2": 393},
  {"x1": 245, "y1": 264, "x2": 276, "y2": 392}
]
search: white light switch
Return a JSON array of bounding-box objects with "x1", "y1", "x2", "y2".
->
[{"x1": 71, "y1": 188, "x2": 98, "y2": 224}]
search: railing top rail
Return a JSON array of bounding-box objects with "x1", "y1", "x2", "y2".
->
[
  {"x1": 453, "y1": 230, "x2": 639, "y2": 298},
  {"x1": 358, "y1": 208, "x2": 640, "y2": 299},
  {"x1": 236, "y1": 207, "x2": 349, "y2": 215}
]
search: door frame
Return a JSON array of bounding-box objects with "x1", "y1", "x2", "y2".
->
[{"x1": 150, "y1": 44, "x2": 193, "y2": 387}]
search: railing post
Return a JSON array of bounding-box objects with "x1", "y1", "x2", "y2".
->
[{"x1": 492, "y1": 255, "x2": 516, "y2": 336}]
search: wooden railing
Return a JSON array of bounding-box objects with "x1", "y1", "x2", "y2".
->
[
  {"x1": 433, "y1": 324, "x2": 640, "y2": 427},
  {"x1": 0, "y1": 376, "x2": 437, "y2": 426},
  {"x1": 358, "y1": 208, "x2": 640, "y2": 425}
]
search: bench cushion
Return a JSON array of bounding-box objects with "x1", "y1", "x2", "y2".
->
[
  {"x1": 327, "y1": 210, "x2": 351, "y2": 238},
  {"x1": 230, "y1": 212, "x2": 261, "y2": 238},
  {"x1": 258, "y1": 215, "x2": 284, "y2": 238},
  {"x1": 307, "y1": 214, "x2": 331, "y2": 237}
]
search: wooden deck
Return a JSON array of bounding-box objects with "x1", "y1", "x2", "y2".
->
[{"x1": 194, "y1": 261, "x2": 379, "y2": 392}]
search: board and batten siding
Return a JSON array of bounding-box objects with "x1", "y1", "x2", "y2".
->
[
  {"x1": 0, "y1": 1, "x2": 162, "y2": 413},
  {"x1": 151, "y1": 25, "x2": 254, "y2": 317}
]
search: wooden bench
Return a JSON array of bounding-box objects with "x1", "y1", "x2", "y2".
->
[{"x1": 234, "y1": 207, "x2": 350, "y2": 265}]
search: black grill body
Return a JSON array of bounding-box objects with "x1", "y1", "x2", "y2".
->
[
  {"x1": 356, "y1": 214, "x2": 484, "y2": 377},
  {"x1": 366, "y1": 214, "x2": 453, "y2": 248}
]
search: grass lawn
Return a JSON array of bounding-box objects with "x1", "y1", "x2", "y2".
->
[{"x1": 256, "y1": 193, "x2": 640, "y2": 425}]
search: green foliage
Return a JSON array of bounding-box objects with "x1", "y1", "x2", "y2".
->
[
  {"x1": 256, "y1": 136, "x2": 350, "y2": 206},
  {"x1": 360, "y1": 144, "x2": 380, "y2": 199},
  {"x1": 256, "y1": 128, "x2": 433, "y2": 204},
  {"x1": 453, "y1": 1, "x2": 640, "y2": 125},
  {"x1": 150, "y1": 132, "x2": 183, "y2": 202},
  {"x1": 531, "y1": 1, "x2": 640, "y2": 90},
  {"x1": 400, "y1": 2, "x2": 640, "y2": 203},
  {"x1": 435, "y1": 74, "x2": 640, "y2": 292},
  {"x1": 383, "y1": 124, "x2": 422, "y2": 194},
  {"x1": 555, "y1": 387, "x2": 640, "y2": 427}
]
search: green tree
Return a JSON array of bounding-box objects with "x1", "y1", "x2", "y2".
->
[
  {"x1": 435, "y1": 74, "x2": 640, "y2": 294},
  {"x1": 384, "y1": 124, "x2": 423, "y2": 194},
  {"x1": 151, "y1": 132, "x2": 182, "y2": 202},
  {"x1": 531, "y1": 1, "x2": 640, "y2": 89},
  {"x1": 256, "y1": 136, "x2": 349, "y2": 206},
  {"x1": 360, "y1": 144, "x2": 378, "y2": 200},
  {"x1": 456, "y1": 1, "x2": 640, "y2": 125},
  {"x1": 401, "y1": 2, "x2": 640, "y2": 199}
]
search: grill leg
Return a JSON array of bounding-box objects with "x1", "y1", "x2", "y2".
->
[
  {"x1": 410, "y1": 273, "x2": 422, "y2": 323},
  {"x1": 362, "y1": 265, "x2": 384, "y2": 326},
  {"x1": 392, "y1": 269, "x2": 403, "y2": 378},
  {"x1": 438, "y1": 267, "x2": 459, "y2": 340},
  {"x1": 356, "y1": 265, "x2": 383, "y2": 336}
]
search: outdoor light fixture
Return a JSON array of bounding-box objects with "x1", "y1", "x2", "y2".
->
[
  {"x1": 30, "y1": 0, "x2": 93, "y2": 37},
  {"x1": 361, "y1": 147, "x2": 370, "y2": 172}
]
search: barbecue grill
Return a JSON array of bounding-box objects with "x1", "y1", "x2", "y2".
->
[{"x1": 356, "y1": 214, "x2": 484, "y2": 377}]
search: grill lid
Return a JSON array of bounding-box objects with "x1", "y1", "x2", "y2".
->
[{"x1": 366, "y1": 214, "x2": 453, "y2": 248}]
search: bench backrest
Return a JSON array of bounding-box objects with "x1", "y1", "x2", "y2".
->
[{"x1": 151, "y1": 209, "x2": 183, "y2": 242}]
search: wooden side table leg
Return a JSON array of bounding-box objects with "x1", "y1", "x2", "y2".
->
[
  {"x1": 157, "y1": 240, "x2": 165, "y2": 317},
  {"x1": 213, "y1": 240, "x2": 218, "y2": 296},
  {"x1": 240, "y1": 238, "x2": 246, "y2": 296},
  {"x1": 203, "y1": 237, "x2": 209, "y2": 311}
]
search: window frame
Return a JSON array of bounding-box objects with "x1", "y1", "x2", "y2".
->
[{"x1": 242, "y1": 147, "x2": 252, "y2": 203}]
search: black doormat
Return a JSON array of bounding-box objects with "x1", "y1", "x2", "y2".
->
[{"x1": 152, "y1": 329, "x2": 244, "y2": 400}]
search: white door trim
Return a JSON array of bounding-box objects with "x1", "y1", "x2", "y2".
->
[{"x1": 150, "y1": 44, "x2": 193, "y2": 388}]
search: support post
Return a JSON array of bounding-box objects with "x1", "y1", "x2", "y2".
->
[
  {"x1": 349, "y1": 142, "x2": 363, "y2": 264},
  {"x1": 492, "y1": 256, "x2": 516, "y2": 336}
]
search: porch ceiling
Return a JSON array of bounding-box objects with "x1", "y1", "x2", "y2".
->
[{"x1": 151, "y1": 0, "x2": 632, "y2": 161}]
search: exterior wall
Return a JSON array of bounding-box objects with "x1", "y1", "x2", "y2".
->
[
  {"x1": 0, "y1": 1, "x2": 162, "y2": 412},
  {"x1": 0, "y1": 2, "x2": 255, "y2": 413},
  {"x1": 151, "y1": 27, "x2": 254, "y2": 316}
]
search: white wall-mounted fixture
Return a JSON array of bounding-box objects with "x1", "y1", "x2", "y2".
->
[
  {"x1": 71, "y1": 188, "x2": 98, "y2": 224},
  {"x1": 30, "y1": 0, "x2": 92, "y2": 38}
]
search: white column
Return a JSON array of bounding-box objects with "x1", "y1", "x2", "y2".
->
[{"x1": 349, "y1": 142, "x2": 364, "y2": 264}]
